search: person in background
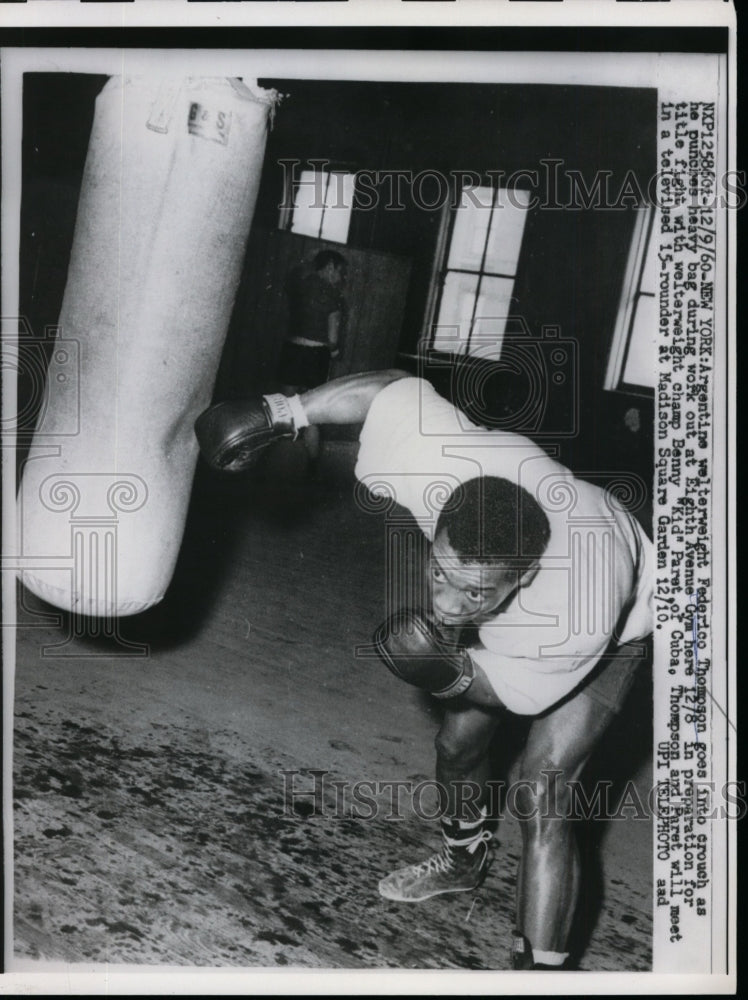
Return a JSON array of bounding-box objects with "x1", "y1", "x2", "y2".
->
[{"x1": 277, "y1": 249, "x2": 347, "y2": 462}]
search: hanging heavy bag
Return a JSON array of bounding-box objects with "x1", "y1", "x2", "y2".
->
[{"x1": 17, "y1": 76, "x2": 277, "y2": 617}]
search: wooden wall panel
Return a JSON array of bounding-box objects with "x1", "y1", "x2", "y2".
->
[{"x1": 215, "y1": 229, "x2": 411, "y2": 398}]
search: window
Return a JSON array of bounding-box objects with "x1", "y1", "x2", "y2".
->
[
  {"x1": 605, "y1": 204, "x2": 657, "y2": 393},
  {"x1": 429, "y1": 185, "x2": 531, "y2": 360},
  {"x1": 280, "y1": 165, "x2": 355, "y2": 245}
]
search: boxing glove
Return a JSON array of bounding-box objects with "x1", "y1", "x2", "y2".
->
[
  {"x1": 195, "y1": 393, "x2": 303, "y2": 472},
  {"x1": 372, "y1": 608, "x2": 475, "y2": 699}
]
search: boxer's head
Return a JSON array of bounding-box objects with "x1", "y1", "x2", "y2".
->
[
  {"x1": 429, "y1": 476, "x2": 550, "y2": 626},
  {"x1": 314, "y1": 249, "x2": 347, "y2": 288}
]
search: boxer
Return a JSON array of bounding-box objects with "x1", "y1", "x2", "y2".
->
[{"x1": 195, "y1": 370, "x2": 653, "y2": 970}]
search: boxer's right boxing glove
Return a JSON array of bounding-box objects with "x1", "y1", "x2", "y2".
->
[{"x1": 195, "y1": 393, "x2": 305, "y2": 472}]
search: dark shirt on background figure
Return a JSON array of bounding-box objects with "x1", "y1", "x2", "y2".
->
[{"x1": 279, "y1": 250, "x2": 347, "y2": 391}]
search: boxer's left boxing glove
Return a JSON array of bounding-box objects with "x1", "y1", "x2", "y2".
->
[
  {"x1": 195, "y1": 394, "x2": 307, "y2": 472},
  {"x1": 372, "y1": 608, "x2": 475, "y2": 699}
]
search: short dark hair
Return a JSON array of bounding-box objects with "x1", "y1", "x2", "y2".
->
[
  {"x1": 436, "y1": 476, "x2": 550, "y2": 569},
  {"x1": 313, "y1": 250, "x2": 346, "y2": 272}
]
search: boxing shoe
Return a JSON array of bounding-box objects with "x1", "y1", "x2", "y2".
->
[
  {"x1": 378, "y1": 829, "x2": 492, "y2": 902},
  {"x1": 195, "y1": 394, "x2": 303, "y2": 472}
]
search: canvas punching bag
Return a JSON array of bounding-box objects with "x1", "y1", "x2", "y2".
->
[{"x1": 18, "y1": 77, "x2": 277, "y2": 617}]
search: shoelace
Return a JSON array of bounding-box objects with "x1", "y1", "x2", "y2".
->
[{"x1": 412, "y1": 829, "x2": 492, "y2": 876}]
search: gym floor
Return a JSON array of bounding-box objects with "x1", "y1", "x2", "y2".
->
[{"x1": 12, "y1": 440, "x2": 653, "y2": 971}]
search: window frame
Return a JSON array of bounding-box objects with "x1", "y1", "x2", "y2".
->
[
  {"x1": 604, "y1": 202, "x2": 657, "y2": 398},
  {"x1": 279, "y1": 159, "x2": 356, "y2": 245},
  {"x1": 423, "y1": 181, "x2": 530, "y2": 358}
]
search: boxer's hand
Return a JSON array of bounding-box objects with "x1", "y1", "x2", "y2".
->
[
  {"x1": 195, "y1": 394, "x2": 298, "y2": 472},
  {"x1": 372, "y1": 608, "x2": 475, "y2": 699}
]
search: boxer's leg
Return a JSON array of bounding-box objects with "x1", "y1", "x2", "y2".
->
[
  {"x1": 511, "y1": 688, "x2": 618, "y2": 966},
  {"x1": 435, "y1": 703, "x2": 501, "y2": 821},
  {"x1": 511, "y1": 643, "x2": 646, "y2": 967},
  {"x1": 379, "y1": 704, "x2": 499, "y2": 902},
  {"x1": 300, "y1": 425, "x2": 321, "y2": 461}
]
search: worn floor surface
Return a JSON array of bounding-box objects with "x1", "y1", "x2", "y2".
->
[{"x1": 12, "y1": 443, "x2": 653, "y2": 971}]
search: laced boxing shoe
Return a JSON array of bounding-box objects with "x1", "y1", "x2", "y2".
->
[{"x1": 378, "y1": 828, "x2": 493, "y2": 902}]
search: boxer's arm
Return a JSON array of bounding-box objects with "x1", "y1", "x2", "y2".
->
[
  {"x1": 327, "y1": 310, "x2": 342, "y2": 358},
  {"x1": 300, "y1": 369, "x2": 409, "y2": 425},
  {"x1": 195, "y1": 369, "x2": 409, "y2": 471}
]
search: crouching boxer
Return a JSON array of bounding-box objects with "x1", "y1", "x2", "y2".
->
[{"x1": 195, "y1": 370, "x2": 654, "y2": 970}]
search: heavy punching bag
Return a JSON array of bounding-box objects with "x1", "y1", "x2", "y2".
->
[{"x1": 18, "y1": 77, "x2": 277, "y2": 617}]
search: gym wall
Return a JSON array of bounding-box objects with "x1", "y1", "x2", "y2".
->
[{"x1": 19, "y1": 74, "x2": 654, "y2": 533}]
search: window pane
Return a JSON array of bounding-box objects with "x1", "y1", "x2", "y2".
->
[
  {"x1": 623, "y1": 293, "x2": 656, "y2": 388},
  {"x1": 482, "y1": 188, "x2": 530, "y2": 277},
  {"x1": 447, "y1": 185, "x2": 494, "y2": 270},
  {"x1": 469, "y1": 276, "x2": 517, "y2": 359},
  {"x1": 290, "y1": 169, "x2": 326, "y2": 238},
  {"x1": 320, "y1": 173, "x2": 355, "y2": 244},
  {"x1": 433, "y1": 271, "x2": 479, "y2": 353}
]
